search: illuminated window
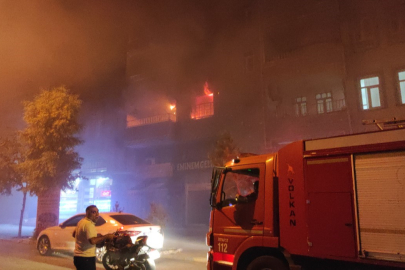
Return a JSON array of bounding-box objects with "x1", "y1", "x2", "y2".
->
[
  {"x1": 316, "y1": 92, "x2": 333, "y2": 114},
  {"x1": 295, "y1": 97, "x2": 307, "y2": 116},
  {"x1": 398, "y1": 71, "x2": 405, "y2": 104},
  {"x1": 360, "y1": 76, "x2": 381, "y2": 110},
  {"x1": 191, "y1": 82, "x2": 214, "y2": 119}
]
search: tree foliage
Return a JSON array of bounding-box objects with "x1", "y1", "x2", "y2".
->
[
  {"x1": 0, "y1": 86, "x2": 83, "y2": 237},
  {"x1": 19, "y1": 86, "x2": 83, "y2": 192},
  {"x1": 0, "y1": 135, "x2": 24, "y2": 195},
  {"x1": 0, "y1": 134, "x2": 32, "y2": 237},
  {"x1": 208, "y1": 131, "x2": 240, "y2": 166},
  {"x1": 147, "y1": 202, "x2": 168, "y2": 229}
]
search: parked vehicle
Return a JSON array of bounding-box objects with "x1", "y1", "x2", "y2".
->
[
  {"x1": 207, "y1": 128, "x2": 405, "y2": 270},
  {"x1": 101, "y1": 230, "x2": 158, "y2": 270},
  {"x1": 37, "y1": 212, "x2": 163, "y2": 262}
]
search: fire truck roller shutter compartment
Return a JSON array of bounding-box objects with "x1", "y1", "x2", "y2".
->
[{"x1": 354, "y1": 151, "x2": 405, "y2": 263}]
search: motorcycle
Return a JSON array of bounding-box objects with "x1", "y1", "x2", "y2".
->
[{"x1": 99, "y1": 230, "x2": 156, "y2": 270}]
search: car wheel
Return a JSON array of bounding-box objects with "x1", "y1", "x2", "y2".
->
[{"x1": 37, "y1": 236, "x2": 52, "y2": 256}]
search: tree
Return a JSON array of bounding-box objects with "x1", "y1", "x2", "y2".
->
[
  {"x1": 147, "y1": 202, "x2": 168, "y2": 229},
  {"x1": 19, "y1": 86, "x2": 83, "y2": 192},
  {"x1": 0, "y1": 134, "x2": 30, "y2": 237},
  {"x1": 0, "y1": 86, "x2": 83, "y2": 237},
  {"x1": 208, "y1": 131, "x2": 240, "y2": 166}
]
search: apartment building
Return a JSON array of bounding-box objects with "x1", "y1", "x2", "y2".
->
[{"x1": 120, "y1": 0, "x2": 405, "y2": 227}]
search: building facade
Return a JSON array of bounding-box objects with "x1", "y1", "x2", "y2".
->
[{"x1": 119, "y1": 0, "x2": 405, "y2": 228}]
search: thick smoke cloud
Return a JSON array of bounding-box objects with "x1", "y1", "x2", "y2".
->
[{"x1": 0, "y1": 0, "x2": 131, "y2": 134}]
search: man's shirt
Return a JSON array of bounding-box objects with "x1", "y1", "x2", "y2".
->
[{"x1": 74, "y1": 217, "x2": 97, "y2": 257}]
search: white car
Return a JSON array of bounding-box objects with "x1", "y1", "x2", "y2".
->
[{"x1": 37, "y1": 212, "x2": 163, "y2": 262}]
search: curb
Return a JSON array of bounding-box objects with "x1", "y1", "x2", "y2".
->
[{"x1": 0, "y1": 237, "x2": 35, "y2": 244}]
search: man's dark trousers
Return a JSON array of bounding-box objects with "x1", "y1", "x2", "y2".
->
[{"x1": 74, "y1": 256, "x2": 96, "y2": 270}]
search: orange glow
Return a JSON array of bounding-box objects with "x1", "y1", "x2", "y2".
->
[
  {"x1": 190, "y1": 81, "x2": 214, "y2": 119},
  {"x1": 170, "y1": 104, "x2": 176, "y2": 111},
  {"x1": 204, "y1": 81, "x2": 213, "y2": 96}
]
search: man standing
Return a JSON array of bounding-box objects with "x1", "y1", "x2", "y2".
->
[{"x1": 73, "y1": 205, "x2": 113, "y2": 270}]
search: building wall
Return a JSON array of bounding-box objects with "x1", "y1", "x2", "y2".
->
[{"x1": 121, "y1": 0, "x2": 405, "y2": 227}]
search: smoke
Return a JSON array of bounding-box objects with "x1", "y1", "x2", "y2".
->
[
  {"x1": 0, "y1": 0, "x2": 132, "y2": 134},
  {"x1": 122, "y1": 0, "x2": 217, "y2": 120}
]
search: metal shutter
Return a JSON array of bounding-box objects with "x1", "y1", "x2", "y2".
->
[{"x1": 354, "y1": 151, "x2": 405, "y2": 262}]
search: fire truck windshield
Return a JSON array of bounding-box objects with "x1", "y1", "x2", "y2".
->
[{"x1": 221, "y1": 168, "x2": 259, "y2": 206}]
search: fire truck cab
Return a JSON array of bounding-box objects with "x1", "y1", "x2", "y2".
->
[{"x1": 207, "y1": 128, "x2": 405, "y2": 270}]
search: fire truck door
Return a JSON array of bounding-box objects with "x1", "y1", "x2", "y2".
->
[
  {"x1": 212, "y1": 163, "x2": 265, "y2": 255},
  {"x1": 305, "y1": 156, "x2": 356, "y2": 258}
]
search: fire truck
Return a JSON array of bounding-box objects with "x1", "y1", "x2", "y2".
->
[{"x1": 207, "y1": 128, "x2": 405, "y2": 270}]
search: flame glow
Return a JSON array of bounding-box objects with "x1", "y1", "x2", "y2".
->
[
  {"x1": 190, "y1": 81, "x2": 214, "y2": 119},
  {"x1": 204, "y1": 81, "x2": 213, "y2": 96}
]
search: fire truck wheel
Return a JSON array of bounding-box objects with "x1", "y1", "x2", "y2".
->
[{"x1": 246, "y1": 256, "x2": 288, "y2": 270}]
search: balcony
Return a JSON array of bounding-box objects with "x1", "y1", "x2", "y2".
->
[
  {"x1": 127, "y1": 113, "x2": 176, "y2": 128},
  {"x1": 125, "y1": 113, "x2": 176, "y2": 148}
]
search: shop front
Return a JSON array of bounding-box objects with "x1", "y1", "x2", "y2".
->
[{"x1": 59, "y1": 176, "x2": 113, "y2": 222}]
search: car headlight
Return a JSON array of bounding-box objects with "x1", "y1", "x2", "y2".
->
[{"x1": 146, "y1": 232, "x2": 164, "y2": 249}]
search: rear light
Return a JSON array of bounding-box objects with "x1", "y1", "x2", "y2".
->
[{"x1": 213, "y1": 252, "x2": 234, "y2": 263}]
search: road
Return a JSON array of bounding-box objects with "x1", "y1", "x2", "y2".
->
[{"x1": 0, "y1": 239, "x2": 206, "y2": 270}]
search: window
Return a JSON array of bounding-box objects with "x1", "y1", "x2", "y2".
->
[
  {"x1": 95, "y1": 217, "x2": 106, "y2": 227},
  {"x1": 191, "y1": 82, "x2": 214, "y2": 119},
  {"x1": 110, "y1": 214, "x2": 150, "y2": 225},
  {"x1": 388, "y1": 13, "x2": 405, "y2": 42},
  {"x1": 353, "y1": 17, "x2": 378, "y2": 51},
  {"x1": 222, "y1": 168, "x2": 259, "y2": 207},
  {"x1": 62, "y1": 215, "x2": 85, "y2": 227},
  {"x1": 360, "y1": 76, "x2": 381, "y2": 110},
  {"x1": 399, "y1": 71, "x2": 405, "y2": 104},
  {"x1": 316, "y1": 92, "x2": 333, "y2": 114},
  {"x1": 295, "y1": 97, "x2": 307, "y2": 116}
]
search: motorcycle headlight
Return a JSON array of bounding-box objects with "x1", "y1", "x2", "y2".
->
[{"x1": 146, "y1": 232, "x2": 164, "y2": 249}]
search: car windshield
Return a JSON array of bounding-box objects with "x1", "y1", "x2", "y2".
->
[{"x1": 110, "y1": 214, "x2": 150, "y2": 225}]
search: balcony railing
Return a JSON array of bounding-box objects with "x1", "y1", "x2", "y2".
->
[{"x1": 127, "y1": 113, "x2": 176, "y2": 128}]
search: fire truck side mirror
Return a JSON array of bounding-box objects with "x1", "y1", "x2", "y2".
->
[{"x1": 210, "y1": 192, "x2": 217, "y2": 207}]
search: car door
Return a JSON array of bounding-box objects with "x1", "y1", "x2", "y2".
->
[
  {"x1": 212, "y1": 164, "x2": 265, "y2": 256},
  {"x1": 54, "y1": 214, "x2": 85, "y2": 251}
]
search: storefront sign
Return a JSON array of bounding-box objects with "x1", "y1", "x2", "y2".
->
[{"x1": 176, "y1": 160, "x2": 213, "y2": 171}]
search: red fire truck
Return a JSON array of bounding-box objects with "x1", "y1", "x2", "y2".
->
[{"x1": 207, "y1": 128, "x2": 405, "y2": 270}]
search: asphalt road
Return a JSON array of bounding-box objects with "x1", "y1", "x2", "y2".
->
[{"x1": 0, "y1": 239, "x2": 206, "y2": 270}]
